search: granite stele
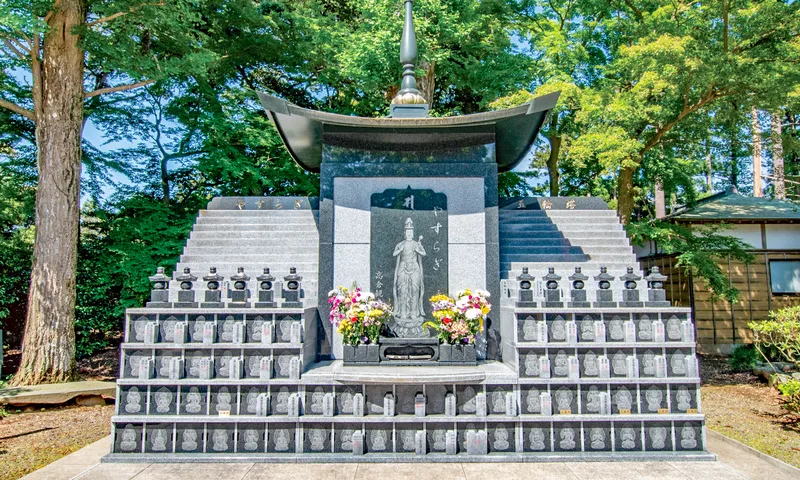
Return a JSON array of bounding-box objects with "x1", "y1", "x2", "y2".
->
[{"x1": 105, "y1": 0, "x2": 710, "y2": 463}]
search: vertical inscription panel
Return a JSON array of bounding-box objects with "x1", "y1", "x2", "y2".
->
[{"x1": 371, "y1": 187, "x2": 448, "y2": 337}]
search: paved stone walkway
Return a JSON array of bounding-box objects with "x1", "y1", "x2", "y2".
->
[{"x1": 20, "y1": 431, "x2": 800, "y2": 480}]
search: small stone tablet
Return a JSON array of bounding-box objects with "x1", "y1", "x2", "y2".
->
[
  {"x1": 259, "y1": 357, "x2": 272, "y2": 380},
  {"x1": 598, "y1": 355, "x2": 610, "y2": 378},
  {"x1": 353, "y1": 393, "x2": 365, "y2": 417},
  {"x1": 685, "y1": 355, "x2": 698, "y2": 377},
  {"x1": 232, "y1": 323, "x2": 246, "y2": 344},
  {"x1": 475, "y1": 392, "x2": 487, "y2": 417},
  {"x1": 290, "y1": 322, "x2": 302, "y2": 344},
  {"x1": 566, "y1": 321, "x2": 578, "y2": 343},
  {"x1": 623, "y1": 321, "x2": 636, "y2": 342},
  {"x1": 202, "y1": 323, "x2": 215, "y2": 345},
  {"x1": 536, "y1": 321, "x2": 548, "y2": 343},
  {"x1": 415, "y1": 431, "x2": 426, "y2": 455},
  {"x1": 384, "y1": 393, "x2": 395, "y2": 417},
  {"x1": 654, "y1": 355, "x2": 668, "y2": 378},
  {"x1": 598, "y1": 392, "x2": 611, "y2": 415},
  {"x1": 446, "y1": 430, "x2": 457, "y2": 455},
  {"x1": 256, "y1": 393, "x2": 269, "y2": 416},
  {"x1": 352, "y1": 431, "x2": 364, "y2": 455},
  {"x1": 137, "y1": 358, "x2": 154, "y2": 380},
  {"x1": 199, "y1": 357, "x2": 212, "y2": 380},
  {"x1": 168, "y1": 357, "x2": 184, "y2": 380},
  {"x1": 539, "y1": 356, "x2": 551, "y2": 379},
  {"x1": 681, "y1": 320, "x2": 695, "y2": 342},
  {"x1": 593, "y1": 321, "x2": 606, "y2": 343},
  {"x1": 322, "y1": 393, "x2": 335, "y2": 417},
  {"x1": 652, "y1": 320, "x2": 665, "y2": 342},
  {"x1": 540, "y1": 392, "x2": 552, "y2": 416},
  {"x1": 505, "y1": 392, "x2": 517, "y2": 417},
  {"x1": 625, "y1": 355, "x2": 639, "y2": 378},
  {"x1": 260, "y1": 323, "x2": 273, "y2": 345},
  {"x1": 174, "y1": 322, "x2": 187, "y2": 344},
  {"x1": 567, "y1": 356, "x2": 580, "y2": 380},
  {"x1": 289, "y1": 357, "x2": 301, "y2": 380},
  {"x1": 444, "y1": 392, "x2": 456, "y2": 417},
  {"x1": 414, "y1": 393, "x2": 426, "y2": 417},
  {"x1": 143, "y1": 322, "x2": 158, "y2": 344},
  {"x1": 288, "y1": 393, "x2": 300, "y2": 418}
]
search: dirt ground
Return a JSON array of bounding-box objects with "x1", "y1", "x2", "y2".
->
[
  {"x1": 700, "y1": 356, "x2": 800, "y2": 468},
  {"x1": 0, "y1": 404, "x2": 114, "y2": 480}
]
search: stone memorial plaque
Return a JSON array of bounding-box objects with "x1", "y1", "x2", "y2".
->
[
  {"x1": 475, "y1": 392, "x2": 487, "y2": 417},
  {"x1": 625, "y1": 355, "x2": 639, "y2": 378},
  {"x1": 232, "y1": 322, "x2": 246, "y2": 344},
  {"x1": 353, "y1": 393, "x2": 365, "y2": 417},
  {"x1": 567, "y1": 355, "x2": 580, "y2": 380},
  {"x1": 174, "y1": 322, "x2": 188, "y2": 345},
  {"x1": 505, "y1": 392, "x2": 517, "y2": 417},
  {"x1": 288, "y1": 393, "x2": 300, "y2": 418},
  {"x1": 415, "y1": 431, "x2": 426, "y2": 455},
  {"x1": 598, "y1": 355, "x2": 610, "y2": 378},
  {"x1": 259, "y1": 357, "x2": 272, "y2": 380},
  {"x1": 539, "y1": 356, "x2": 551, "y2": 379},
  {"x1": 466, "y1": 429, "x2": 488, "y2": 455},
  {"x1": 445, "y1": 392, "x2": 457, "y2": 417},
  {"x1": 681, "y1": 320, "x2": 695, "y2": 342},
  {"x1": 384, "y1": 393, "x2": 395, "y2": 417},
  {"x1": 260, "y1": 322, "x2": 273, "y2": 345},
  {"x1": 290, "y1": 322, "x2": 302, "y2": 344},
  {"x1": 414, "y1": 393, "x2": 426, "y2": 417},
  {"x1": 540, "y1": 392, "x2": 552, "y2": 416},
  {"x1": 228, "y1": 357, "x2": 242, "y2": 379},
  {"x1": 289, "y1": 357, "x2": 301, "y2": 380},
  {"x1": 623, "y1": 320, "x2": 636, "y2": 342},
  {"x1": 143, "y1": 322, "x2": 158, "y2": 344},
  {"x1": 202, "y1": 322, "x2": 215, "y2": 345},
  {"x1": 137, "y1": 358, "x2": 154, "y2": 380},
  {"x1": 536, "y1": 321, "x2": 548, "y2": 343},
  {"x1": 654, "y1": 355, "x2": 668, "y2": 378},
  {"x1": 685, "y1": 355, "x2": 699, "y2": 377},
  {"x1": 198, "y1": 357, "x2": 213, "y2": 380},
  {"x1": 445, "y1": 430, "x2": 458, "y2": 455},
  {"x1": 593, "y1": 321, "x2": 606, "y2": 343},
  {"x1": 351, "y1": 431, "x2": 364, "y2": 455},
  {"x1": 652, "y1": 320, "x2": 665, "y2": 342},
  {"x1": 323, "y1": 392, "x2": 335, "y2": 417},
  {"x1": 370, "y1": 187, "x2": 447, "y2": 338},
  {"x1": 168, "y1": 357, "x2": 184, "y2": 380},
  {"x1": 566, "y1": 321, "x2": 578, "y2": 343},
  {"x1": 598, "y1": 392, "x2": 611, "y2": 415}
]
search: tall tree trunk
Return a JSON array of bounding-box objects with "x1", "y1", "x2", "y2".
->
[
  {"x1": 705, "y1": 141, "x2": 713, "y2": 192},
  {"x1": 752, "y1": 106, "x2": 763, "y2": 197},
  {"x1": 12, "y1": 0, "x2": 85, "y2": 386},
  {"x1": 546, "y1": 135, "x2": 562, "y2": 197},
  {"x1": 730, "y1": 135, "x2": 739, "y2": 188},
  {"x1": 418, "y1": 61, "x2": 435, "y2": 106},
  {"x1": 617, "y1": 165, "x2": 636, "y2": 224},
  {"x1": 772, "y1": 110, "x2": 785, "y2": 200},
  {"x1": 161, "y1": 155, "x2": 171, "y2": 205},
  {"x1": 654, "y1": 178, "x2": 666, "y2": 219}
]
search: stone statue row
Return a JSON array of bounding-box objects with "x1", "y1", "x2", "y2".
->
[
  {"x1": 516, "y1": 266, "x2": 670, "y2": 308},
  {"x1": 130, "y1": 316, "x2": 302, "y2": 345},
  {"x1": 146, "y1": 266, "x2": 303, "y2": 309},
  {"x1": 125, "y1": 350, "x2": 301, "y2": 381},
  {"x1": 116, "y1": 422, "x2": 700, "y2": 454},
  {"x1": 518, "y1": 314, "x2": 694, "y2": 344},
  {"x1": 520, "y1": 348, "x2": 699, "y2": 379}
]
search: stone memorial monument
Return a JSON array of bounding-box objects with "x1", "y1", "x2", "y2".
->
[{"x1": 106, "y1": 0, "x2": 708, "y2": 462}]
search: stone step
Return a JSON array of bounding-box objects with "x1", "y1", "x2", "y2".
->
[
  {"x1": 174, "y1": 263, "x2": 319, "y2": 276},
  {"x1": 499, "y1": 209, "x2": 617, "y2": 217},
  {"x1": 499, "y1": 224, "x2": 623, "y2": 233},
  {"x1": 499, "y1": 230, "x2": 628, "y2": 240},
  {"x1": 183, "y1": 245, "x2": 319, "y2": 254},
  {"x1": 195, "y1": 217, "x2": 318, "y2": 226},
  {"x1": 500, "y1": 253, "x2": 591, "y2": 263},
  {"x1": 499, "y1": 237, "x2": 628, "y2": 247},
  {"x1": 192, "y1": 224, "x2": 319, "y2": 232},
  {"x1": 499, "y1": 245, "x2": 633, "y2": 255},
  {"x1": 497, "y1": 216, "x2": 621, "y2": 225},
  {"x1": 186, "y1": 239, "x2": 321, "y2": 248},
  {"x1": 199, "y1": 210, "x2": 318, "y2": 217},
  {"x1": 179, "y1": 254, "x2": 319, "y2": 263},
  {"x1": 188, "y1": 231, "x2": 319, "y2": 240}
]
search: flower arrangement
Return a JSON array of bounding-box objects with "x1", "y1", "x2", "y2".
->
[
  {"x1": 424, "y1": 289, "x2": 491, "y2": 344},
  {"x1": 328, "y1": 286, "x2": 392, "y2": 346}
]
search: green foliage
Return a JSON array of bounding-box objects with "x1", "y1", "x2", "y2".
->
[
  {"x1": 627, "y1": 220, "x2": 753, "y2": 301},
  {"x1": 749, "y1": 306, "x2": 800, "y2": 368},
  {"x1": 729, "y1": 344, "x2": 761, "y2": 373},
  {"x1": 777, "y1": 379, "x2": 800, "y2": 416}
]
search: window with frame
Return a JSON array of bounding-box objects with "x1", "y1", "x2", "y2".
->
[{"x1": 769, "y1": 260, "x2": 800, "y2": 295}]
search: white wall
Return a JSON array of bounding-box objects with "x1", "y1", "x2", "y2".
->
[{"x1": 765, "y1": 224, "x2": 800, "y2": 250}]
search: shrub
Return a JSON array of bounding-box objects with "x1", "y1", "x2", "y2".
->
[
  {"x1": 729, "y1": 344, "x2": 760, "y2": 372},
  {"x1": 777, "y1": 379, "x2": 800, "y2": 415},
  {"x1": 749, "y1": 306, "x2": 800, "y2": 368}
]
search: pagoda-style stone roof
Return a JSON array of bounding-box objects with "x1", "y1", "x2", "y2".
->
[{"x1": 258, "y1": 91, "x2": 559, "y2": 173}]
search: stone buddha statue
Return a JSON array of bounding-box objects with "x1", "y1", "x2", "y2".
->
[{"x1": 391, "y1": 218, "x2": 427, "y2": 337}]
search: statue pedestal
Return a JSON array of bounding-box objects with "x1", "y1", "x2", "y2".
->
[{"x1": 379, "y1": 337, "x2": 439, "y2": 365}]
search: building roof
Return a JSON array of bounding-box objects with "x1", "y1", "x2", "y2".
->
[
  {"x1": 671, "y1": 186, "x2": 800, "y2": 222},
  {"x1": 257, "y1": 91, "x2": 559, "y2": 173}
]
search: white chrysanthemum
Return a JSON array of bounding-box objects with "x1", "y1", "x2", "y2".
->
[
  {"x1": 474, "y1": 289, "x2": 490, "y2": 298},
  {"x1": 465, "y1": 308, "x2": 481, "y2": 320}
]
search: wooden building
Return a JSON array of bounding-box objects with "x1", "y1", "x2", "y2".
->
[{"x1": 636, "y1": 187, "x2": 800, "y2": 354}]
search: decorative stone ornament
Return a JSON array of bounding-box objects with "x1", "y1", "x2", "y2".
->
[
  {"x1": 593, "y1": 266, "x2": 616, "y2": 307},
  {"x1": 146, "y1": 267, "x2": 171, "y2": 308},
  {"x1": 568, "y1": 267, "x2": 590, "y2": 307},
  {"x1": 228, "y1": 267, "x2": 251, "y2": 307},
  {"x1": 255, "y1": 268, "x2": 277, "y2": 308},
  {"x1": 645, "y1": 266, "x2": 671, "y2": 307},
  {"x1": 619, "y1": 267, "x2": 643, "y2": 307},
  {"x1": 201, "y1": 267, "x2": 224, "y2": 308},
  {"x1": 173, "y1": 268, "x2": 198, "y2": 308},
  {"x1": 542, "y1": 267, "x2": 563, "y2": 307},
  {"x1": 390, "y1": 0, "x2": 429, "y2": 118},
  {"x1": 516, "y1": 267, "x2": 537, "y2": 308},
  {"x1": 281, "y1": 267, "x2": 303, "y2": 308}
]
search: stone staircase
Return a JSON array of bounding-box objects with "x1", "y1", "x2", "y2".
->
[
  {"x1": 499, "y1": 198, "x2": 641, "y2": 282},
  {"x1": 172, "y1": 198, "x2": 320, "y2": 300}
]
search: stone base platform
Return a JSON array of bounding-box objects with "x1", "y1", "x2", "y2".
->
[
  {"x1": 0, "y1": 380, "x2": 116, "y2": 406},
  {"x1": 303, "y1": 360, "x2": 516, "y2": 384}
]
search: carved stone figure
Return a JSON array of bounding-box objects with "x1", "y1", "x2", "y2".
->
[
  {"x1": 551, "y1": 316, "x2": 566, "y2": 340},
  {"x1": 370, "y1": 430, "x2": 388, "y2": 451},
  {"x1": 580, "y1": 317, "x2": 595, "y2": 341},
  {"x1": 151, "y1": 429, "x2": 168, "y2": 451},
  {"x1": 252, "y1": 316, "x2": 265, "y2": 341},
  {"x1": 526, "y1": 388, "x2": 541, "y2": 413},
  {"x1": 671, "y1": 350, "x2": 687, "y2": 375},
  {"x1": 491, "y1": 388, "x2": 505, "y2": 413},
  {"x1": 248, "y1": 355, "x2": 262, "y2": 377},
  {"x1": 216, "y1": 350, "x2": 233, "y2": 377},
  {"x1": 154, "y1": 387, "x2": 173, "y2": 413},
  {"x1": 462, "y1": 386, "x2": 477, "y2": 413},
  {"x1": 120, "y1": 425, "x2": 138, "y2": 452},
  {"x1": 681, "y1": 424, "x2": 697, "y2": 449},
  {"x1": 667, "y1": 316, "x2": 682, "y2": 340},
  {"x1": 279, "y1": 320, "x2": 293, "y2": 342},
  {"x1": 638, "y1": 315, "x2": 652, "y2": 340},
  {"x1": 340, "y1": 429, "x2": 354, "y2": 451},
  {"x1": 555, "y1": 387, "x2": 572, "y2": 411},
  {"x1": 339, "y1": 388, "x2": 355, "y2": 414},
  {"x1": 181, "y1": 429, "x2": 198, "y2": 451},
  {"x1": 609, "y1": 317, "x2": 624, "y2": 340},
  {"x1": 274, "y1": 429, "x2": 290, "y2": 451},
  {"x1": 275, "y1": 387, "x2": 290, "y2": 414},
  {"x1": 158, "y1": 355, "x2": 172, "y2": 377},
  {"x1": 125, "y1": 387, "x2": 142, "y2": 414},
  {"x1": 529, "y1": 427, "x2": 546, "y2": 451},
  {"x1": 212, "y1": 430, "x2": 229, "y2": 452},
  {"x1": 220, "y1": 316, "x2": 235, "y2": 342},
  {"x1": 589, "y1": 428, "x2": 605, "y2": 450},
  {"x1": 559, "y1": 428, "x2": 576, "y2": 450},
  {"x1": 433, "y1": 429, "x2": 447, "y2": 451},
  {"x1": 163, "y1": 316, "x2": 178, "y2": 342},
  {"x1": 310, "y1": 387, "x2": 325, "y2": 414},
  {"x1": 309, "y1": 428, "x2": 326, "y2": 451},
  {"x1": 585, "y1": 386, "x2": 601, "y2": 413},
  {"x1": 215, "y1": 387, "x2": 232, "y2": 413},
  {"x1": 642, "y1": 350, "x2": 656, "y2": 376},
  {"x1": 584, "y1": 351, "x2": 599, "y2": 376},
  {"x1": 244, "y1": 429, "x2": 259, "y2": 451},
  {"x1": 522, "y1": 318, "x2": 537, "y2": 341},
  {"x1": 676, "y1": 386, "x2": 692, "y2": 411},
  {"x1": 615, "y1": 387, "x2": 633, "y2": 412},
  {"x1": 128, "y1": 352, "x2": 144, "y2": 377},
  {"x1": 133, "y1": 317, "x2": 147, "y2": 341},
  {"x1": 181, "y1": 388, "x2": 201, "y2": 415},
  {"x1": 620, "y1": 427, "x2": 636, "y2": 450},
  {"x1": 191, "y1": 317, "x2": 206, "y2": 342},
  {"x1": 493, "y1": 426, "x2": 509, "y2": 450},
  {"x1": 553, "y1": 350, "x2": 569, "y2": 376},
  {"x1": 392, "y1": 218, "x2": 427, "y2": 337},
  {"x1": 524, "y1": 353, "x2": 540, "y2": 377},
  {"x1": 645, "y1": 386, "x2": 662, "y2": 412},
  {"x1": 188, "y1": 352, "x2": 202, "y2": 377},
  {"x1": 649, "y1": 427, "x2": 667, "y2": 449},
  {"x1": 276, "y1": 355, "x2": 291, "y2": 377},
  {"x1": 612, "y1": 351, "x2": 627, "y2": 375},
  {"x1": 245, "y1": 388, "x2": 259, "y2": 414},
  {"x1": 401, "y1": 430, "x2": 415, "y2": 451}
]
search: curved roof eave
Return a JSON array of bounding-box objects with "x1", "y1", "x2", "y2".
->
[{"x1": 258, "y1": 91, "x2": 559, "y2": 173}]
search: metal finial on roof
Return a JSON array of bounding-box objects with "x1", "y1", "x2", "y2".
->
[{"x1": 391, "y1": 0, "x2": 427, "y2": 110}]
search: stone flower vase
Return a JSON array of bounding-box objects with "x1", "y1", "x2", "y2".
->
[
  {"x1": 439, "y1": 344, "x2": 477, "y2": 364},
  {"x1": 343, "y1": 344, "x2": 380, "y2": 364}
]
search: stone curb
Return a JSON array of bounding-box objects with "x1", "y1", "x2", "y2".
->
[{"x1": 707, "y1": 429, "x2": 800, "y2": 476}]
